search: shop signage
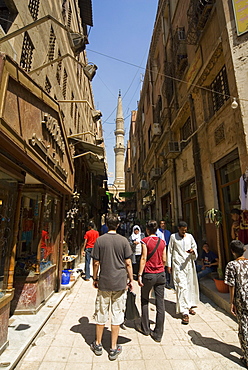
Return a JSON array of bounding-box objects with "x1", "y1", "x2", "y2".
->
[
  {"x1": 42, "y1": 113, "x2": 65, "y2": 153},
  {"x1": 232, "y1": 0, "x2": 248, "y2": 36},
  {"x1": 28, "y1": 113, "x2": 68, "y2": 180}
]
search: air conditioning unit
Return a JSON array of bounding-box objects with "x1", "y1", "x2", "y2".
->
[
  {"x1": 165, "y1": 141, "x2": 181, "y2": 159},
  {"x1": 151, "y1": 123, "x2": 161, "y2": 142},
  {"x1": 140, "y1": 180, "x2": 148, "y2": 190},
  {"x1": 150, "y1": 168, "x2": 162, "y2": 180}
]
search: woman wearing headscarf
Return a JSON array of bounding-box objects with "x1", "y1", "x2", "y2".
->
[{"x1": 129, "y1": 225, "x2": 145, "y2": 279}]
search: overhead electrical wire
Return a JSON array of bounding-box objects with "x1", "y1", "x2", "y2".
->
[{"x1": 87, "y1": 48, "x2": 245, "y2": 102}]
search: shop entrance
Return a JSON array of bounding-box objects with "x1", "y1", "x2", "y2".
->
[
  {"x1": 181, "y1": 179, "x2": 201, "y2": 244},
  {"x1": 215, "y1": 152, "x2": 241, "y2": 264}
]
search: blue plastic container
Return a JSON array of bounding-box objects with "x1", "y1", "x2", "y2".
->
[{"x1": 61, "y1": 270, "x2": 71, "y2": 285}]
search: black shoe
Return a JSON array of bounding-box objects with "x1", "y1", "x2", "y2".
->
[
  {"x1": 150, "y1": 330, "x2": 161, "y2": 343},
  {"x1": 109, "y1": 345, "x2": 122, "y2": 361},
  {"x1": 90, "y1": 341, "x2": 103, "y2": 356},
  {"x1": 135, "y1": 323, "x2": 150, "y2": 336},
  {"x1": 165, "y1": 284, "x2": 172, "y2": 289}
]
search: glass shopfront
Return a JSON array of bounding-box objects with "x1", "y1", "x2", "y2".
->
[
  {"x1": 0, "y1": 170, "x2": 18, "y2": 297},
  {"x1": 15, "y1": 188, "x2": 60, "y2": 277}
]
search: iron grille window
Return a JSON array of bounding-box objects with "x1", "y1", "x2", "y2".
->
[
  {"x1": 77, "y1": 112, "x2": 80, "y2": 132},
  {"x1": 0, "y1": 3, "x2": 10, "y2": 32},
  {"x1": 178, "y1": 27, "x2": 186, "y2": 40},
  {"x1": 45, "y1": 76, "x2": 51, "y2": 94},
  {"x1": 56, "y1": 50, "x2": 62, "y2": 84},
  {"x1": 62, "y1": 68, "x2": 68, "y2": 99},
  {"x1": 74, "y1": 104, "x2": 78, "y2": 127},
  {"x1": 20, "y1": 32, "x2": 34, "y2": 72},
  {"x1": 70, "y1": 92, "x2": 74, "y2": 117},
  {"x1": 148, "y1": 125, "x2": 152, "y2": 149},
  {"x1": 180, "y1": 117, "x2": 192, "y2": 149},
  {"x1": 62, "y1": 0, "x2": 67, "y2": 22},
  {"x1": 211, "y1": 66, "x2": 230, "y2": 113},
  {"x1": 28, "y1": 0, "x2": 39, "y2": 21},
  {"x1": 48, "y1": 27, "x2": 56, "y2": 62},
  {"x1": 76, "y1": 56, "x2": 82, "y2": 85},
  {"x1": 0, "y1": 1, "x2": 18, "y2": 32},
  {"x1": 67, "y1": 2, "x2": 72, "y2": 28}
]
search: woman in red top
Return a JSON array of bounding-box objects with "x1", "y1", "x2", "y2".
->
[{"x1": 137, "y1": 220, "x2": 167, "y2": 342}]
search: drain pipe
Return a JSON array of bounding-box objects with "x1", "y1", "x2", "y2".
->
[{"x1": 189, "y1": 94, "x2": 206, "y2": 241}]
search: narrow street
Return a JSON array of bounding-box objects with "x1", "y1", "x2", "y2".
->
[{"x1": 14, "y1": 277, "x2": 244, "y2": 370}]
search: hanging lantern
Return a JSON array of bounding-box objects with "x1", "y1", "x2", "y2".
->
[{"x1": 83, "y1": 63, "x2": 98, "y2": 81}]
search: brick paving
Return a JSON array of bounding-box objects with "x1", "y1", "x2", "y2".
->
[{"x1": 15, "y1": 277, "x2": 244, "y2": 370}]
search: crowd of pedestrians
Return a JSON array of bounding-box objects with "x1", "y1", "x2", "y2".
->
[{"x1": 81, "y1": 214, "x2": 248, "y2": 367}]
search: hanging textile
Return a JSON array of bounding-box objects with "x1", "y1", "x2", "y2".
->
[{"x1": 240, "y1": 172, "x2": 248, "y2": 210}]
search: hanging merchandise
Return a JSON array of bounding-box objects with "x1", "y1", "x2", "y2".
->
[
  {"x1": 239, "y1": 170, "x2": 248, "y2": 210},
  {"x1": 238, "y1": 211, "x2": 248, "y2": 245}
]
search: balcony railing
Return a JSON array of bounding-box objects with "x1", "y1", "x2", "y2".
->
[{"x1": 187, "y1": 0, "x2": 215, "y2": 45}]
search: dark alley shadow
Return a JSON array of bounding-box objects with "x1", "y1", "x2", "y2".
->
[
  {"x1": 188, "y1": 330, "x2": 244, "y2": 367},
  {"x1": 70, "y1": 316, "x2": 131, "y2": 351}
]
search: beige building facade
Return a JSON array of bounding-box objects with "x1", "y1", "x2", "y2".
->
[
  {"x1": 0, "y1": 0, "x2": 106, "y2": 353},
  {"x1": 125, "y1": 0, "x2": 248, "y2": 265}
]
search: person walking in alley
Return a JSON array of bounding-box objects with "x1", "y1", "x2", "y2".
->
[
  {"x1": 82, "y1": 221, "x2": 99, "y2": 281},
  {"x1": 137, "y1": 220, "x2": 167, "y2": 342},
  {"x1": 129, "y1": 225, "x2": 145, "y2": 279},
  {"x1": 224, "y1": 240, "x2": 248, "y2": 369},
  {"x1": 167, "y1": 221, "x2": 199, "y2": 324},
  {"x1": 91, "y1": 214, "x2": 133, "y2": 361},
  {"x1": 159, "y1": 219, "x2": 172, "y2": 289}
]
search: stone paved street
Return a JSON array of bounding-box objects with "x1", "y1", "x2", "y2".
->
[{"x1": 15, "y1": 277, "x2": 244, "y2": 370}]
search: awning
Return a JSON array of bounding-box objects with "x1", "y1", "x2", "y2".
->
[
  {"x1": 69, "y1": 138, "x2": 106, "y2": 177},
  {"x1": 119, "y1": 192, "x2": 135, "y2": 198}
]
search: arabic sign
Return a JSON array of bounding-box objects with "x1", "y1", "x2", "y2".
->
[{"x1": 232, "y1": 0, "x2": 248, "y2": 36}]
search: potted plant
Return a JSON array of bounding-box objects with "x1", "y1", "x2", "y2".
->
[{"x1": 205, "y1": 208, "x2": 229, "y2": 293}]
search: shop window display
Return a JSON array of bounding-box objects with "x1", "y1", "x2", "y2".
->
[
  {"x1": 40, "y1": 194, "x2": 60, "y2": 271},
  {"x1": 15, "y1": 190, "x2": 60, "y2": 276},
  {"x1": 0, "y1": 171, "x2": 18, "y2": 297}
]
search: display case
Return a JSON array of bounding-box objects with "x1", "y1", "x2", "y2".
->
[{"x1": 11, "y1": 186, "x2": 61, "y2": 314}]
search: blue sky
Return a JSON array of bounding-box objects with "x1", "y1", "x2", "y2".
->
[{"x1": 87, "y1": 1, "x2": 158, "y2": 183}]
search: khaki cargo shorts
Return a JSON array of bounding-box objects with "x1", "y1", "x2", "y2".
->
[{"x1": 94, "y1": 289, "x2": 127, "y2": 325}]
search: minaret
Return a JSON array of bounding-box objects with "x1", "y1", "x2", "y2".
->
[{"x1": 114, "y1": 90, "x2": 125, "y2": 194}]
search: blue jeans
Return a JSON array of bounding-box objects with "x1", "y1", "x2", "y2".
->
[
  {"x1": 196, "y1": 265, "x2": 213, "y2": 280},
  {"x1": 85, "y1": 248, "x2": 93, "y2": 279},
  {"x1": 141, "y1": 271, "x2": 166, "y2": 340}
]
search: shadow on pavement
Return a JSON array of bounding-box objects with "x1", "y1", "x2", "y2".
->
[
  {"x1": 70, "y1": 316, "x2": 131, "y2": 351},
  {"x1": 163, "y1": 299, "x2": 179, "y2": 319},
  {"x1": 188, "y1": 330, "x2": 244, "y2": 367}
]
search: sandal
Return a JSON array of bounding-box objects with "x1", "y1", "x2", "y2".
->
[
  {"x1": 189, "y1": 308, "x2": 196, "y2": 315},
  {"x1": 182, "y1": 314, "x2": 189, "y2": 325},
  {"x1": 241, "y1": 357, "x2": 248, "y2": 368}
]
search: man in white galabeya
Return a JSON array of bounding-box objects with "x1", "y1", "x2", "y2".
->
[{"x1": 167, "y1": 221, "x2": 199, "y2": 324}]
